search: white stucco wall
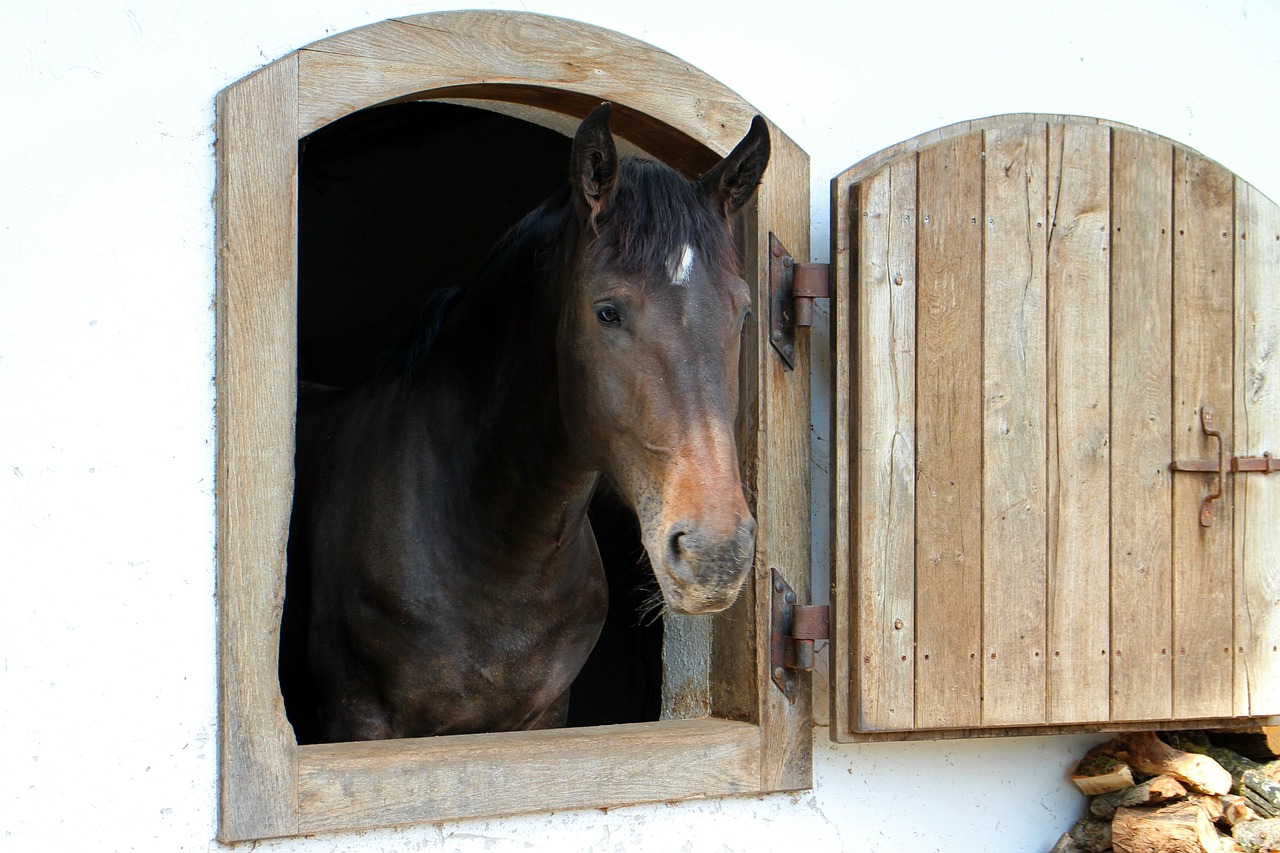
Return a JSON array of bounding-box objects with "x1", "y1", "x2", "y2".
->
[{"x1": 3, "y1": 2, "x2": 1277, "y2": 851}]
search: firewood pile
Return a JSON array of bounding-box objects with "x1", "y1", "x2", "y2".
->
[{"x1": 1053, "y1": 729, "x2": 1280, "y2": 853}]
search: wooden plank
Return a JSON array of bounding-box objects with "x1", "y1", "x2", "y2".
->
[
  {"x1": 828, "y1": 167, "x2": 856, "y2": 740},
  {"x1": 749, "y1": 126, "x2": 814, "y2": 789},
  {"x1": 849, "y1": 158, "x2": 918, "y2": 731},
  {"x1": 295, "y1": 12, "x2": 758, "y2": 172},
  {"x1": 215, "y1": 55, "x2": 300, "y2": 842},
  {"x1": 915, "y1": 133, "x2": 984, "y2": 729},
  {"x1": 1172, "y1": 152, "x2": 1236, "y2": 718},
  {"x1": 1109, "y1": 130, "x2": 1175, "y2": 721},
  {"x1": 1233, "y1": 181, "x2": 1280, "y2": 716},
  {"x1": 1045, "y1": 123, "x2": 1111, "y2": 724},
  {"x1": 297, "y1": 720, "x2": 761, "y2": 832},
  {"x1": 839, "y1": 714, "x2": 1280, "y2": 743},
  {"x1": 981, "y1": 124, "x2": 1049, "y2": 726}
]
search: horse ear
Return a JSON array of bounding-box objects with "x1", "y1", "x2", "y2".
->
[
  {"x1": 571, "y1": 103, "x2": 618, "y2": 218},
  {"x1": 699, "y1": 115, "x2": 771, "y2": 217}
]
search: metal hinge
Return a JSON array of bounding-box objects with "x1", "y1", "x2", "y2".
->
[
  {"x1": 769, "y1": 567, "x2": 829, "y2": 703},
  {"x1": 1169, "y1": 405, "x2": 1278, "y2": 527},
  {"x1": 768, "y1": 233, "x2": 830, "y2": 369}
]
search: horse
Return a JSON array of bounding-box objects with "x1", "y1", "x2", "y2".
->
[{"x1": 281, "y1": 104, "x2": 770, "y2": 743}]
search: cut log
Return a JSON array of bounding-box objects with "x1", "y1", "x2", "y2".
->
[
  {"x1": 1075, "y1": 742, "x2": 1138, "y2": 794},
  {"x1": 1210, "y1": 728, "x2": 1280, "y2": 763},
  {"x1": 1050, "y1": 831, "x2": 1088, "y2": 853},
  {"x1": 1068, "y1": 816, "x2": 1115, "y2": 852},
  {"x1": 1093, "y1": 775, "x2": 1189, "y2": 818},
  {"x1": 1113, "y1": 799, "x2": 1231, "y2": 853},
  {"x1": 1243, "y1": 769, "x2": 1280, "y2": 816},
  {"x1": 1223, "y1": 794, "x2": 1264, "y2": 827},
  {"x1": 1234, "y1": 817, "x2": 1280, "y2": 853},
  {"x1": 1197, "y1": 746, "x2": 1264, "y2": 793},
  {"x1": 1112, "y1": 732, "x2": 1233, "y2": 795}
]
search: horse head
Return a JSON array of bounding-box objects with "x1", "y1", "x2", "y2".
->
[{"x1": 557, "y1": 104, "x2": 769, "y2": 614}]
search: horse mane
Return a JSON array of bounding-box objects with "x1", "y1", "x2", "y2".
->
[
  {"x1": 383, "y1": 155, "x2": 737, "y2": 384},
  {"x1": 595, "y1": 158, "x2": 739, "y2": 285}
]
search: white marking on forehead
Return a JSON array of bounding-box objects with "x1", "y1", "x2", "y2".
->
[{"x1": 670, "y1": 244, "x2": 695, "y2": 286}]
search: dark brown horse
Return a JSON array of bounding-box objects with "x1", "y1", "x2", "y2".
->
[{"x1": 282, "y1": 105, "x2": 770, "y2": 743}]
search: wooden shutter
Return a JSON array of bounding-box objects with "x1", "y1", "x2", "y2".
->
[{"x1": 828, "y1": 114, "x2": 1280, "y2": 741}]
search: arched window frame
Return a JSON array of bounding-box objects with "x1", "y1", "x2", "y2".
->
[{"x1": 215, "y1": 12, "x2": 813, "y2": 842}]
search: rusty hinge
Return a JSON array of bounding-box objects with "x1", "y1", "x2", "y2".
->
[
  {"x1": 768, "y1": 233, "x2": 830, "y2": 370},
  {"x1": 769, "y1": 567, "x2": 829, "y2": 703},
  {"x1": 1169, "y1": 405, "x2": 1278, "y2": 527}
]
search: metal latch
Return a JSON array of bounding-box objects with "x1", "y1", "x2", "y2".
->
[
  {"x1": 1169, "y1": 405, "x2": 1278, "y2": 527},
  {"x1": 768, "y1": 233, "x2": 829, "y2": 369},
  {"x1": 769, "y1": 568, "x2": 829, "y2": 703}
]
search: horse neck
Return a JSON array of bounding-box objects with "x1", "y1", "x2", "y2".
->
[{"x1": 404, "y1": 230, "x2": 598, "y2": 557}]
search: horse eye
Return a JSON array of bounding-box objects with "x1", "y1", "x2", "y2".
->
[{"x1": 595, "y1": 304, "x2": 622, "y2": 326}]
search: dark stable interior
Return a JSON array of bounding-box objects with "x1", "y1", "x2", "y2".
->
[{"x1": 290, "y1": 101, "x2": 663, "y2": 734}]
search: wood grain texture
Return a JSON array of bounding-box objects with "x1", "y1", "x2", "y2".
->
[
  {"x1": 215, "y1": 55, "x2": 301, "y2": 843},
  {"x1": 217, "y1": 12, "x2": 813, "y2": 839},
  {"x1": 1045, "y1": 122, "x2": 1112, "y2": 724},
  {"x1": 849, "y1": 159, "x2": 918, "y2": 732},
  {"x1": 915, "y1": 133, "x2": 984, "y2": 729},
  {"x1": 981, "y1": 124, "x2": 1049, "y2": 726},
  {"x1": 1234, "y1": 181, "x2": 1280, "y2": 716},
  {"x1": 1109, "y1": 130, "x2": 1175, "y2": 721},
  {"x1": 296, "y1": 720, "x2": 761, "y2": 833},
  {"x1": 296, "y1": 12, "x2": 759, "y2": 167},
  {"x1": 1172, "y1": 152, "x2": 1236, "y2": 718},
  {"x1": 828, "y1": 168, "x2": 856, "y2": 739},
  {"x1": 828, "y1": 114, "x2": 1280, "y2": 740},
  {"x1": 750, "y1": 125, "x2": 815, "y2": 790}
]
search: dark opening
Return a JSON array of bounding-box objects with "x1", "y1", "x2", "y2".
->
[{"x1": 284, "y1": 101, "x2": 662, "y2": 737}]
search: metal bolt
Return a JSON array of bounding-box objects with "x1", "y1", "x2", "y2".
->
[{"x1": 773, "y1": 666, "x2": 785, "y2": 680}]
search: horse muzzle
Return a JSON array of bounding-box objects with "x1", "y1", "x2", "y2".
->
[{"x1": 653, "y1": 514, "x2": 756, "y2": 614}]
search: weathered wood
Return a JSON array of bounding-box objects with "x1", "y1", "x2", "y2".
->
[
  {"x1": 1244, "y1": 769, "x2": 1280, "y2": 812},
  {"x1": 296, "y1": 13, "x2": 758, "y2": 174},
  {"x1": 748, "y1": 122, "x2": 815, "y2": 792},
  {"x1": 1112, "y1": 799, "x2": 1229, "y2": 853},
  {"x1": 1213, "y1": 729, "x2": 1280, "y2": 763},
  {"x1": 218, "y1": 11, "x2": 814, "y2": 840},
  {"x1": 1045, "y1": 122, "x2": 1112, "y2": 724},
  {"x1": 830, "y1": 114, "x2": 1280, "y2": 739},
  {"x1": 1222, "y1": 794, "x2": 1264, "y2": 827},
  {"x1": 1233, "y1": 182, "x2": 1280, "y2": 718},
  {"x1": 1091, "y1": 775, "x2": 1188, "y2": 818},
  {"x1": 1233, "y1": 818, "x2": 1280, "y2": 853},
  {"x1": 1074, "y1": 742, "x2": 1137, "y2": 794},
  {"x1": 914, "y1": 132, "x2": 984, "y2": 729},
  {"x1": 828, "y1": 162, "x2": 856, "y2": 740},
  {"x1": 1109, "y1": 129, "x2": 1175, "y2": 722},
  {"x1": 215, "y1": 55, "x2": 301, "y2": 844},
  {"x1": 1068, "y1": 816, "x2": 1116, "y2": 852},
  {"x1": 1112, "y1": 732, "x2": 1232, "y2": 795},
  {"x1": 1171, "y1": 151, "x2": 1236, "y2": 719},
  {"x1": 847, "y1": 159, "x2": 917, "y2": 732},
  {"x1": 981, "y1": 124, "x2": 1049, "y2": 727},
  {"x1": 296, "y1": 719, "x2": 761, "y2": 833}
]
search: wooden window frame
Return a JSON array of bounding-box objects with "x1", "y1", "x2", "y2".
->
[{"x1": 214, "y1": 11, "x2": 813, "y2": 842}]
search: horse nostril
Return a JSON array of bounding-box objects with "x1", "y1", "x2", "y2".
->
[{"x1": 667, "y1": 526, "x2": 690, "y2": 562}]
